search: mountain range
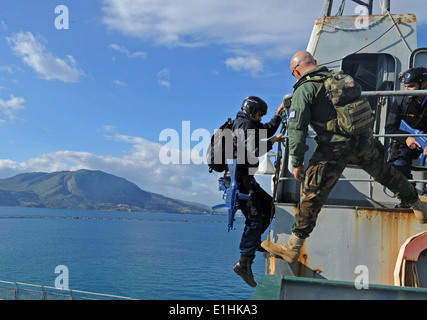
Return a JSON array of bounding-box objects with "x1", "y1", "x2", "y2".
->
[{"x1": 0, "y1": 170, "x2": 212, "y2": 214}]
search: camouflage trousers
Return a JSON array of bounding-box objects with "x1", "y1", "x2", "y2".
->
[{"x1": 292, "y1": 129, "x2": 419, "y2": 239}]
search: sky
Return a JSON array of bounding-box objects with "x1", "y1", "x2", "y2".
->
[{"x1": 0, "y1": 0, "x2": 427, "y2": 207}]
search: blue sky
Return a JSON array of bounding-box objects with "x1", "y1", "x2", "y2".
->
[{"x1": 0, "y1": 0, "x2": 426, "y2": 206}]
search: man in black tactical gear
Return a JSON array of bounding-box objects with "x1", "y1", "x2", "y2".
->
[
  {"x1": 385, "y1": 67, "x2": 427, "y2": 207},
  {"x1": 231, "y1": 96, "x2": 284, "y2": 287}
]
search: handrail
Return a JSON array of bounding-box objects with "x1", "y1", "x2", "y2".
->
[
  {"x1": 282, "y1": 89, "x2": 427, "y2": 101},
  {"x1": 284, "y1": 89, "x2": 427, "y2": 139},
  {"x1": 279, "y1": 89, "x2": 427, "y2": 187},
  {"x1": 0, "y1": 280, "x2": 134, "y2": 300},
  {"x1": 361, "y1": 90, "x2": 427, "y2": 97},
  {"x1": 279, "y1": 177, "x2": 427, "y2": 183}
]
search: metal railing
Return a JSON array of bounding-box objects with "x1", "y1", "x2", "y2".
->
[
  {"x1": 0, "y1": 280, "x2": 134, "y2": 300},
  {"x1": 361, "y1": 89, "x2": 427, "y2": 97},
  {"x1": 279, "y1": 89, "x2": 427, "y2": 184},
  {"x1": 282, "y1": 89, "x2": 427, "y2": 101}
]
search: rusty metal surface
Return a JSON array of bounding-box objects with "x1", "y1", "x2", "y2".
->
[
  {"x1": 403, "y1": 233, "x2": 427, "y2": 261},
  {"x1": 307, "y1": 13, "x2": 418, "y2": 71},
  {"x1": 267, "y1": 6, "x2": 427, "y2": 295},
  {"x1": 314, "y1": 14, "x2": 417, "y2": 27},
  {"x1": 268, "y1": 204, "x2": 427, "y2": 287}
]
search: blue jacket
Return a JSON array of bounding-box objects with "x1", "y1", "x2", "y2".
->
[{"x1": 232, "y1": 111, "x2": 282, "y2": 175}]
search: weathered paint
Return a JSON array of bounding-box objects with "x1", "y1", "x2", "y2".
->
[
  {"x1": 314, "y1": 14, "x2": 417, "y2": 27},
  {"x1": 353, "y1": 207, "x2": 418, "y2": 285},
  {"x1": 307, "y1": 13, "x2": 418, "y2": 79},
  {"x1": 267, "y1": 204, "x2": 426, "y2": 287},
  {"x1": 403, "y1": 233, "x2": 427, "y2": 261},
  {"x1": 261, "y1": 0, "x2": 427, "y2": 299},
  {"x1": 394, "y1": 231, "x2": 427, "y2": 286}
]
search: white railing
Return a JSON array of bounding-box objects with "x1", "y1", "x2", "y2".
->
[{"x1": 0, "y1": 280, "x2": 134, "y2": 300}]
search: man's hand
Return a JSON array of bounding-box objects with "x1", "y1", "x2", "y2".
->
[
  {"x1": 406, "y1": 136, "x2": 421, "y2": 150},
  {"x1": 276, "y1": 103, "x2": 285, "y2": 115},
  {"x1": 270, "y1": 132, "x2": 285, "y2": 145},
  {"x1": 293, "y1": 166, "x2": 305, "y2": 183}
]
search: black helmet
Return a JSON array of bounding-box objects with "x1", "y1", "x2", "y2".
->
[
  {"x1": 399, "y1": 67, "x2": 427, "y2": 84},
  {"x1": 241, "y1": 96, "x2": 268, "y2": 118}
]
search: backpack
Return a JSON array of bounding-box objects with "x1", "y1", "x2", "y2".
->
[
  {"x1": 301, "y1": 70, "x2": 374, "y2": 135},
  {"x1": 207, "y1": 118, "x2": 234, "y2": 173}
]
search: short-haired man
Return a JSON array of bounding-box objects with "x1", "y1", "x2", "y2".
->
[{"x1": 262, "y1": 51, "x2": 427, "y2": 264}]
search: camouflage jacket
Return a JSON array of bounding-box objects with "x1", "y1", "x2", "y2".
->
[{"x1": 288, "y1": 66, "x2": 349, "y2": 167}]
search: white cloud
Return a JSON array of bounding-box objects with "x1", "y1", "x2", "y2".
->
[
  {"x1": 101, "y1": 0, "x2": 427, "y2": 64},
  {"x1": 112, "y1": 79, "x2": 127, "y2": 87},
  {"x1": 0, "y1": 65, "x2": 16, "y2": 74},
  {"x1": 0, "y1": 20, "x2": 7, "y2": 31},
  {"x1": 0, "y1": 94, "x2": 25, "y2": 123},
  {"x1": 7, "y1": 31, "x2": 84, "y2": 83},
  {"x1": 109, "y1": 43, "x2": 146, "y2": 59},
  {"x1": 0, "y1": 127, "x2": 220, "y2": 205},
  {"x1": 101, "y1": 0, "x2": 312, "y2": 57},
  {"x1": 225, "y1": 56, "x2": 264, "y2": 78},
  {"x1": 157, "y1": 68, "x2": 171, "y2": 89}
]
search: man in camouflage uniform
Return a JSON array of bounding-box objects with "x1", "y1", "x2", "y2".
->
[{"x1": 262, "y1": 51, "x2": 427, "y2": 264}]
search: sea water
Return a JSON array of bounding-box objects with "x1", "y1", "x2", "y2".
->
[{"x1": 0, "y1": 206, "x2": 267, "y2": 300}]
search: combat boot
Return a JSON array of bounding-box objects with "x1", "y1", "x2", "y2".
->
[
  {"x1": 261, "y1": 233, "x2": 305, "y2": 263},
  {"x1": 232, "y1": 254, "x2": 257, "y2": 287},
  {"x1": 409, "y1": 198, "x2": 427, "y2": 224}
]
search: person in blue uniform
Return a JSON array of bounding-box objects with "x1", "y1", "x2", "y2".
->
[
  {"x1": 385, "y1": 67, "x2": 427, "y2": 207},
  {"x1": 231, "y1": 96, "x2": 284, "y2": 287}
]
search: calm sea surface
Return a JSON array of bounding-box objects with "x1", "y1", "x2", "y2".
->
[{"x1": 0, "y1": 206, "x2": 266, "y2": 300}]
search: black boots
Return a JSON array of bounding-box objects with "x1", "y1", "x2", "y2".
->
[{"x1": 233, "y1": 254, "x2": 257, "y2": 287}]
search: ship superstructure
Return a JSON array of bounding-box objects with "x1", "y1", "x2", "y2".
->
[{"x1": 254, "y1": 0, "x2": 427, "y2": 299}]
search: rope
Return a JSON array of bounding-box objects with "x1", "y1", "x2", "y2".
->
[
  {"x1": 386, "y1": 10, "x2": 412, "y2": 53},
  {"x1": 318, "y1": 16, "x2": 399, "y2": 67},
  {"x1": 268, "y1": 111, "x2": 288, "y2": 235}
]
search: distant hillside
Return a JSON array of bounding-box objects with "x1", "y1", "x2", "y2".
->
[{"x1": 0, "y1": 170, "x2": 212, "y2": 214}]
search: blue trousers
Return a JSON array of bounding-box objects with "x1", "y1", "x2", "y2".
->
[
  {"x1": 237, "y1": 176, "x2": 273, "y2": 256},
  {"x1": 390, "y1": 148, "x2": 427, "y2": 194},
  {"x1": 388, "y1": 143, "x2": 421, "y2": 179}
]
